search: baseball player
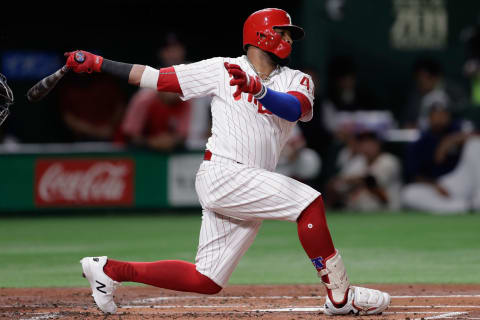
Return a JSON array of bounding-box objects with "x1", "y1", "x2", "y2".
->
[{"x1": 70, "y1": 8, "x2": 391, "y2": 316}]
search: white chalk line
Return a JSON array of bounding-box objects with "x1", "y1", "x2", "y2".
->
[
  {"x1": 122, "y1": 305, "x2": 249, "y2": 309},
  {"x1": 391, "y1": 294, "x2": 480, "y2": 299},
  {"x1": 133, "y1": 293, "x2": 480, "y2": 303},
  {"x1": 123, "y1": 304, "x2": 480, "y2": 310},
  {"x1": 254, "y1": 309, "x2": 466, "y2": 314},
  {"x1": 254, "y1": 307, "x2": 324, "y2": 312},
  {"x1": 9, "y1": 293, "x2": 480, "y2": 318},
  {"x1": 19, "y1": 312, "x2": 60, "y2": 320},
  {"x1": 389, "y1": 305, "x2": 480, "y2": 308},
  {"x1": 417, "y1": 311, "x2": 469, "y2": 320}
]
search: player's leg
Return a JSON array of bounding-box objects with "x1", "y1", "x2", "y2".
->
[
  {"x1": 80, "y1": 256, "x2": 221, "y2": 314},
  {"x1": 296, "y1": 195, "x2": 390, "y2": 315},
  {"x1": 80, "y1": 226, "x2": 223, "y2": 315},
  {"x1": 102, "y1": 259, "x2": 222, "y2": 294},
  {"x1": 80, "y1": 208, "x2": 261, "y2": 314},
  {"x1": 100, "y1": 208, "x2": 261, "y2": 292},
  {"x1": 80, "y1": 255, "x2": 221, "y2": 314},
  {"x1": 194, "y1": 209, "x2": 262, "y2": 287},
  {"x1": 196, "y1": 159, "x2": 389, "y2": 315}
]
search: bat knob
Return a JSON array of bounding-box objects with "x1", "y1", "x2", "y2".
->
[{"x1": 74, "y1": 51, "x2": 86, "y2": 63}]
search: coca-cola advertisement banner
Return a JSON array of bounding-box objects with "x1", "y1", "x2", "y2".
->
[{"x1": 35, "y1": 159, "x2": 134, "y2": 207}]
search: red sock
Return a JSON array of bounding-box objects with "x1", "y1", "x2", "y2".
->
[
  {"x1": 297, "y1": 196, "x2": 347, "y2": 307},
  {"x1": 103, "y1": 259, "x2": 222, "y2": 295}
]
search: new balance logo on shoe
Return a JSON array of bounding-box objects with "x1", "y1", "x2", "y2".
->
[{"x1": 96, "y1": 280, "x2": 107, "y2": 294}]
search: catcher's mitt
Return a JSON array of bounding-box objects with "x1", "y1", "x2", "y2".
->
[{"x1": 0, "y1": 73, "x2": 13, "y2": 126}]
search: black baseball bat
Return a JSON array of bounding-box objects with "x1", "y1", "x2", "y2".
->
[
  {"x1": 26, "y1": 65, "x2": 70, "y2": 102},
  {"x1": 27, "y1": 51, "x2": 86, "y2": 102}
]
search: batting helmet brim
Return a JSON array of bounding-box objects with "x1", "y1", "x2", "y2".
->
[{"x1": 273, "y1": 24, "x2": 305, "y2": 41}]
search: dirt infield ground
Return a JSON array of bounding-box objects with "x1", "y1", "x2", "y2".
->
[{"x1": 1, "y1": 284, "x2": 479, "y2": 319}]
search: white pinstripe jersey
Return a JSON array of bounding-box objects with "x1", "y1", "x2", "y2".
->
[{"x1": 174, "y1": 55, "x2": 314, "y2": 171}]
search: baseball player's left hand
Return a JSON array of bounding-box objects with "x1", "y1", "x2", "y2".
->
[
  {"x1": 224, "y1": 62, "x2": 262, "y2": 98},
  {"x1": 64, "y1": 50, "x2": 103, "y2": 74}
]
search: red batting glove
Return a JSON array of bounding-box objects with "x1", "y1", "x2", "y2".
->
[
  {"x1": 64, "y1": 50, "x2": 103, "y2": 74},
  {"x1": 224, "y1": 62, "x2": 263, "y2": 99}
]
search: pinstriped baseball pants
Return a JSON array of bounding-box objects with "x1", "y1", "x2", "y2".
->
[{"x1": 194, "y1": 154, "x2": 320, "y2": 287}]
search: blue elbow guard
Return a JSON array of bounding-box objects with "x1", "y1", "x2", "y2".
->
[{"x1": 257, "y1": 88, "x2": 301, "y2": 121}]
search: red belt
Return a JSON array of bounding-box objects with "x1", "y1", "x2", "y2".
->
[
  {"x1": 204, "y1": 150, "x2": 212, "y2": 161},
  {"x1": 204, "y1": 150, "x2": 241, "y2": 164}
]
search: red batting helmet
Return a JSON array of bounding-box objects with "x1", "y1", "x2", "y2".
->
[{"x1": 243, "y1": 8, "x2": 305, "y2": 59}]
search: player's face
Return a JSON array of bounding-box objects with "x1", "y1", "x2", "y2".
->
[{"x1": 273, "y1": 28, "x2": 293, "y2": 45}]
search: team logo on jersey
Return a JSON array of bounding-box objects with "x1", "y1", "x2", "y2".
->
[
  {"x1": 311, "y1": 256, "x2": 324, "y2": 271},
  {"x1": 245, "y1": 93, "x2": 273, "y2": 115}
]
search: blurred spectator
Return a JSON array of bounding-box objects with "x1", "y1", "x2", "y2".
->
[
  {"x1": 402, "y1": 136, "x2": 480, "y2": 214},
  {"x1": 402, "y1": 95, "x2": 476, "y2": 214},
  {"x1": 321, "y1": 56, "x2": 379, "y2": 140},
  {"x1": 461, "y1": 16, "x2": 480, "y2": 105},
  {"x1": 121, "y1": 90, "x2": 191, "y2": 151},
  {"x1": 325, "y1": 129, "x2": 401, "y2": 211},
  {"x1": 156, "y1": 32, "x2": 187, "y2": 66},
  {"x1": 276, "y1": 125, "x2": 321, "y2": 183},
  {"x1": 121, "y1": 33, "x2": 211, "y2": 151},
  {"x1": 403, "y1": 94, "x2": 465, "y2": 184},
  {"x1": 401, "y1": 57, "x2": 468, "y2": 129},
  {"x1": 57, "y1": 73, "x2": 127, "y2": 141}
]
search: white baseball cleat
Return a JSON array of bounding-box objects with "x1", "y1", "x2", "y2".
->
[
  {"x1": 80, "y1": 256, "x2": 120, "y2": 314},
  {"x1": 324, "y1": 286, "x2": 391, "y2": 316}
]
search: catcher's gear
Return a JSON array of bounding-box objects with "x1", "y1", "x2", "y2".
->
[
  {"x1": 243, "y1": 8, "x2": 304, "y2": 59},
  {"x1": 64, "y1": 50, "x2": 103, "y2": 73},
  {"x1": 0, "y1": 73, "x2": 13, "y2": 126}
]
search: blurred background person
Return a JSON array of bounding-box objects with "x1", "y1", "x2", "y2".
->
[
  {"x1": 57, "y1": 73, "x2": 127, "y2": 142},
  {"x1": 317, "y1": 56, "x2": 383, "y2": 191},
  {"x1": 402, "y1": 94, "x2": 475, "y2": 214},
  {"x1": 121, "y1": 89, "x2": 191, "y2": 151},
  {"x1": 321, "y1": 55, "x2": 379, "y2": 142},
  {"x1": 402, "y1": 135, "x2": 480, "y2": 214},
  {"x1": 276, "y1": 125, "x2": 321, "y2": 184},
  {"x1": 462, "y1": 15, "x2": 480, "y2": 106},
  {"x1": 325, "y1": 128, "x2": 402, "y2": 211},
  {"x1": 120, "y1": 33, "x2": 211, "y2": 152},
  {"x1": 401, "y1": 57, "x2": 468, "y2": 129}
]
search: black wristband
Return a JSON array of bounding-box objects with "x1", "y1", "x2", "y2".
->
[{"x1": 100, "y1": 59, "x2": 133, "y2": 81}]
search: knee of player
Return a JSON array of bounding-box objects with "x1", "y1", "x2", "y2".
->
[
  {"x1": 197, "y1": 279, "x2": 222, "y2": 295},
  {"x1": 201, "y1": 284, "x2": 223, "y2": 295},
  {"x1": 195, "y1": 272, "x2": 223, "y2": 294}
]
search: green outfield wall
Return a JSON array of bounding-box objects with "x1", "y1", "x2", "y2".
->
[{"x1": 0, "y1": 145, "x2": 204, "y2": 211}]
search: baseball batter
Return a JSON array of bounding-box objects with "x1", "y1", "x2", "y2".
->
[{"x1": 71, "y1": 8, "x2": 391, "y2": 316}]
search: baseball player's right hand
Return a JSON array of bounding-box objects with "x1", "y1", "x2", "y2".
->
[
  {"x1": 224, "y1": 62, "x2": 263, "y2": 98},
  {"x1": 64, "y1": 50, "x2": 103, "y2": 74}
]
